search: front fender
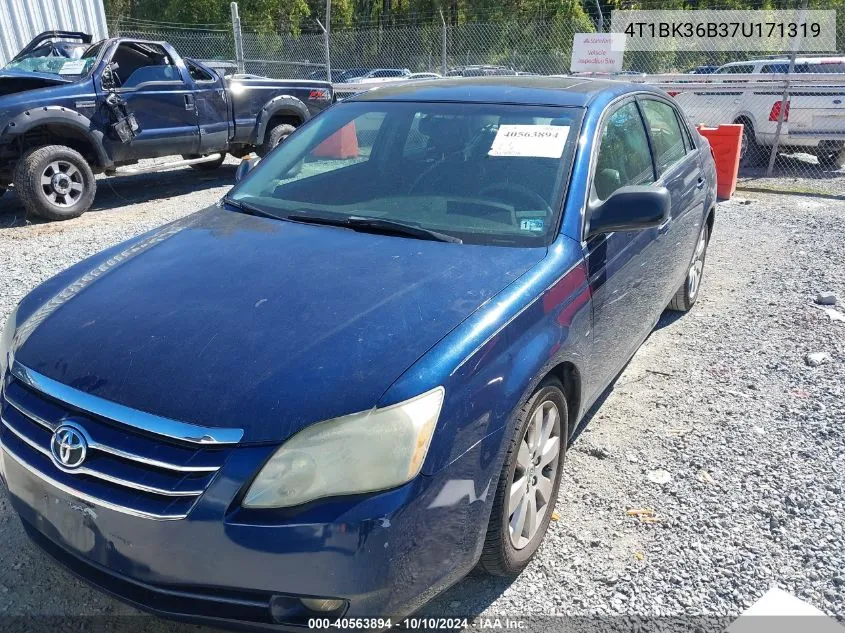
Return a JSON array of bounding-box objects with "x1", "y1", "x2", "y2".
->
[
  {"x1": 254, "y1": 96, "x2": 311, "y2": 145},
  {"x1": 382, "y1": 236, "x2": 592, "y2": 477},
  {"x1": 1, "y1": 105, "x2": 111, "y2": 168}
]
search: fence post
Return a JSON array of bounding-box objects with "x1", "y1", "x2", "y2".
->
[
  {"x1": 766, "y1": 0, "x2": 807, "y2": 176},
  {"x1": 230, "y1": 2, "x2": 245, "y2": 73},
  {"x1": 440, "y1": 9, "x2": 447, "y2": 75},
  {"x1": 325, "y1": 0, "x2": 332, "y2": 82},
  {"x1": 317, "y1": 19, "x2": 331, "y2": 82}
]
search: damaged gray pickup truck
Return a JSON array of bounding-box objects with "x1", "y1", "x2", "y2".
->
[{"x1": 0, "y1": 31, "x2": 334, "y2": 220}]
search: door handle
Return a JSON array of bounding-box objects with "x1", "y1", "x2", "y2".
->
[
  {"x1": 696, "y1": 177, "x2": 705, "y2": 189},
  {"x1": 184, "y1": 95, "x2": 195, "y2": 111}
]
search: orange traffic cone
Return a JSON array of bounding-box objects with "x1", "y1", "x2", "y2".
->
[{"x1": 312, "y1": 122, "x2": 359, "y2": 159}]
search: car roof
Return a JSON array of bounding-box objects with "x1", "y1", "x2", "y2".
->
[
  {"x1": 347, "y1": 75, "x2": 661, "y2": 107},
  {"x1": 721, "y1": 56, "x2": 845, "y2": 66}
]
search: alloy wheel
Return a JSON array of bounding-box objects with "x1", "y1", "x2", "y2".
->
[
  {"x1": 687, "y1": 230, "x2": 707, "y2": 299},
  {"x1": 40, "y1": 161, "x2": 85, "y2": 208},
  {"x1": 508, "y1": 400, "x2": 561, "y2": 550}
]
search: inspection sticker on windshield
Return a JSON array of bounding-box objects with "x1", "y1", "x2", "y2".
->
[
  {"x1": 488, "y1": 125, "x2": 570, "y2": 158},
  {"x1": 59, "y1": 60, "x2": 87, "y2": 75},
  {"x1": 520, "y1": 218, "x2": 545, "y2": 232}
]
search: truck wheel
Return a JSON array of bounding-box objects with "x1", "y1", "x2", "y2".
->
[
  {"x1": 183, "y1": 153, "x2": 227, "y2": 171},
  {"x1": 14, "y1": 145, "x2": 96, "y2": 221},
  {"x1": 817, "y1": 149, "x2": 845, "y2": 170},
  {"x1": 259, "y1": 123, "x2": 296, "y2": 157},
  {"x1": 736, "y1": 119, "x2": 767, "y2": 168}
]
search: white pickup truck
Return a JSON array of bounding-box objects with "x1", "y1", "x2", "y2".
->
[{"x1": 674, "y1": 57, "x2": 845, "y2": 169}]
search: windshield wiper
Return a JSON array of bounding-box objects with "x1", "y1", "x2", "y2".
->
[
  {"x1": 222, "y1": 197, "x2": 282, "y2": 221},
  {"x1": 287, "y1": 213, "x2": 462, "y2": 244}
]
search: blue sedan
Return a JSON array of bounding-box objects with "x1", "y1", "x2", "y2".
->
[{"x1": 0, "y1": 77, "x2": 716, "y2": 628}]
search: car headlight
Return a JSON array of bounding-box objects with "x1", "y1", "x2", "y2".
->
[
  {"x1": 242, "y1": 386, "x2": 445, "y2": 508},
  {"x1": 0, "y1": 304, "x2": 17, "y2": 381}
]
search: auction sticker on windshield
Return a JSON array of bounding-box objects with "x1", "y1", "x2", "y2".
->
[
  {"x1": 59, "y1": 60, "x2": 87, "y2": 75},
  {"x1": 488, "y1": 125, "x2": 570, "y2": 158}
]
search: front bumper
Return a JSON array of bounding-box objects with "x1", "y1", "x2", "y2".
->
[{"x1": 2, "y1": 431, "x2": 501, "y2": 629}]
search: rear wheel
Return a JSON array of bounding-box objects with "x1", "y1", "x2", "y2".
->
[
  {"x1": 259, "y1": 123, "x2": 297, "y2": 157},
  {"x1": 668, "y1": 223, "x2": 709, "y2": 312},
  {"x1": 736, "y1": 119, "x2": 767, "y2": 168},
  {"x1": 479, "y1": 377, "x2": 568, "y2": 576},
  {"x1": 14, "y1": 145, "x2": 96, "y2": 221},
  {"x1": 817, "y1": 149, "x2": 845, "y2": 170},
  {"x1": 182, "y1": 153, "x2": 227, "y2": 171}
]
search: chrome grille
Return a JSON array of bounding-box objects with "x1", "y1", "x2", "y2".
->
[{"x1": 0, "y1": 364, "x2": 241, "y2": 520}]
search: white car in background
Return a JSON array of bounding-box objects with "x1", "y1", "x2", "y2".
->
[
  {"x1": 674, "y1": 57, "x2": 845, "y2": 169},
  {"x1": 347, "y1": 68, "x2": 412, "y2": 84}
]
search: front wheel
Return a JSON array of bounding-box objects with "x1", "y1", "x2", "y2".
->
[
  {"x1": 479, "y1": 377, "x2": 568, "y2": 576},
  {"x1": 668, "y1": 223, "x2": 709, "y2": 312},
  {"x1": 14, "y1": 145, "x2": 96, "y2": 221}
]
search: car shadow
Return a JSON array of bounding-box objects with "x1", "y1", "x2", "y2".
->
[{"x1": 0, "y1": 164, "x2": 237, "y2": 229}]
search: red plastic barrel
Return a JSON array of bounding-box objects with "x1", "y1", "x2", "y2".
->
[{"x1": 696, "y1": 124, "x2": 743, "y2": 200}]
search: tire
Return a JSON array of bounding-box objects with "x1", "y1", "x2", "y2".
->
[
  {"x1": 668, "y1": 223, "x2": 710, "y2": 312},
  {"x1": 817, "y1": 149, "x2": 845, "y2": 170},
  {"x1": 182, "y1": 153, "x2": 227, "y2": 171},
  {"x1": 736, "y1": 119, "x2": 767, "y2": 168},
  {"x1": 13, "y1": 145, "x2": 96, "y2": 221},
  {"x1": 258, "y1": 123, "x2": 297, "y2": 158},
  {"x1": 0, "y1": 186, "x2": 5, "y2": 198},
  {"x1": 479, "y1": 376, "x2": 569, "y2": 576}
]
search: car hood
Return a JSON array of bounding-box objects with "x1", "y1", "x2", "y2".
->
[
  {"x1": 0, "y1": 70, "x2": 72, "y2": 97},
  {"x1": 13, "y1": 207, "x2": 545, "y2": 444}
]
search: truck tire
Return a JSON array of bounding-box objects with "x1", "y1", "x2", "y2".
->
[
  {"x1": 183, "y1": 153, "x2": 227, "y2": 171},
  {"x1": 736, "y1": 119, "x2": 767, "y2": 168},
  {"x1": 817, "y1": 149, "x2": 845, "y2": 170},
  {"x1": 259, "y1": 123, "x2": 296, "y2": 157},
  {"x1": 14, "y1": 145, "x2": 96, "y2": 221}
]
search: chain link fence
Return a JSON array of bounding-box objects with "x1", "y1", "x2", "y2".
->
[{"x1": 112, "y1": 6, "x2": 845, "y2": 190}]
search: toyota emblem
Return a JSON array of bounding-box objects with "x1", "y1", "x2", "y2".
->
[{"x1": 50, "y1": 424, "x2": 88, "y2": 469}]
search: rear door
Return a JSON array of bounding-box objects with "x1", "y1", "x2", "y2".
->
[{"x1": 638, "y1": 97, "x2": 706, "y2": 303}]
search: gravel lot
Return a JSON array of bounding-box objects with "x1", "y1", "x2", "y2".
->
[{"x1": 0, "y1": 168, "x2": 843, "y2": 630}]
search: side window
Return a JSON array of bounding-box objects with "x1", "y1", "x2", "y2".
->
[
  {"x1": 593, "y1": 102, "x2": 655, "y2": 201},
  {"x1": 112, "y1": 43, "x2": 182, "y2": 89},
  {"x1": 187, "y1": 60, "x2": 216, "y2": 83},
  {"x1": 762, "y1": 63, "x2": 788, "y2": 74},
  {"x1": 640, "y1": 99, "x2": 687, "y2": 174}
]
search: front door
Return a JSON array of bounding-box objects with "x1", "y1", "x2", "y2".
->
[
  {"x1": 584, "y1": 99, "x2": 664, "y2": 401},
  {"x1": 105, "y1": 42, "x2": 200, "y2": 161}
]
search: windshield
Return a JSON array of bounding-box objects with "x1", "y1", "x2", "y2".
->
[
  {"x1": 230, "y1": 101, "x2": 583, "y2": 246},
  {"x1": 3, "y1": 42, "x2": 100, "y2": 77}
]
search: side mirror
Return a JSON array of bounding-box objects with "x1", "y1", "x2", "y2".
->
[
  {"x1": 235, "y1": 154, "x2": 260, "y2": 183},
  {"x1": 102, "y1": 62, "x2": 119, "y2": 89},
  {"x1": 586, "y1": 185, "x2": 671, "y2": 238}
]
